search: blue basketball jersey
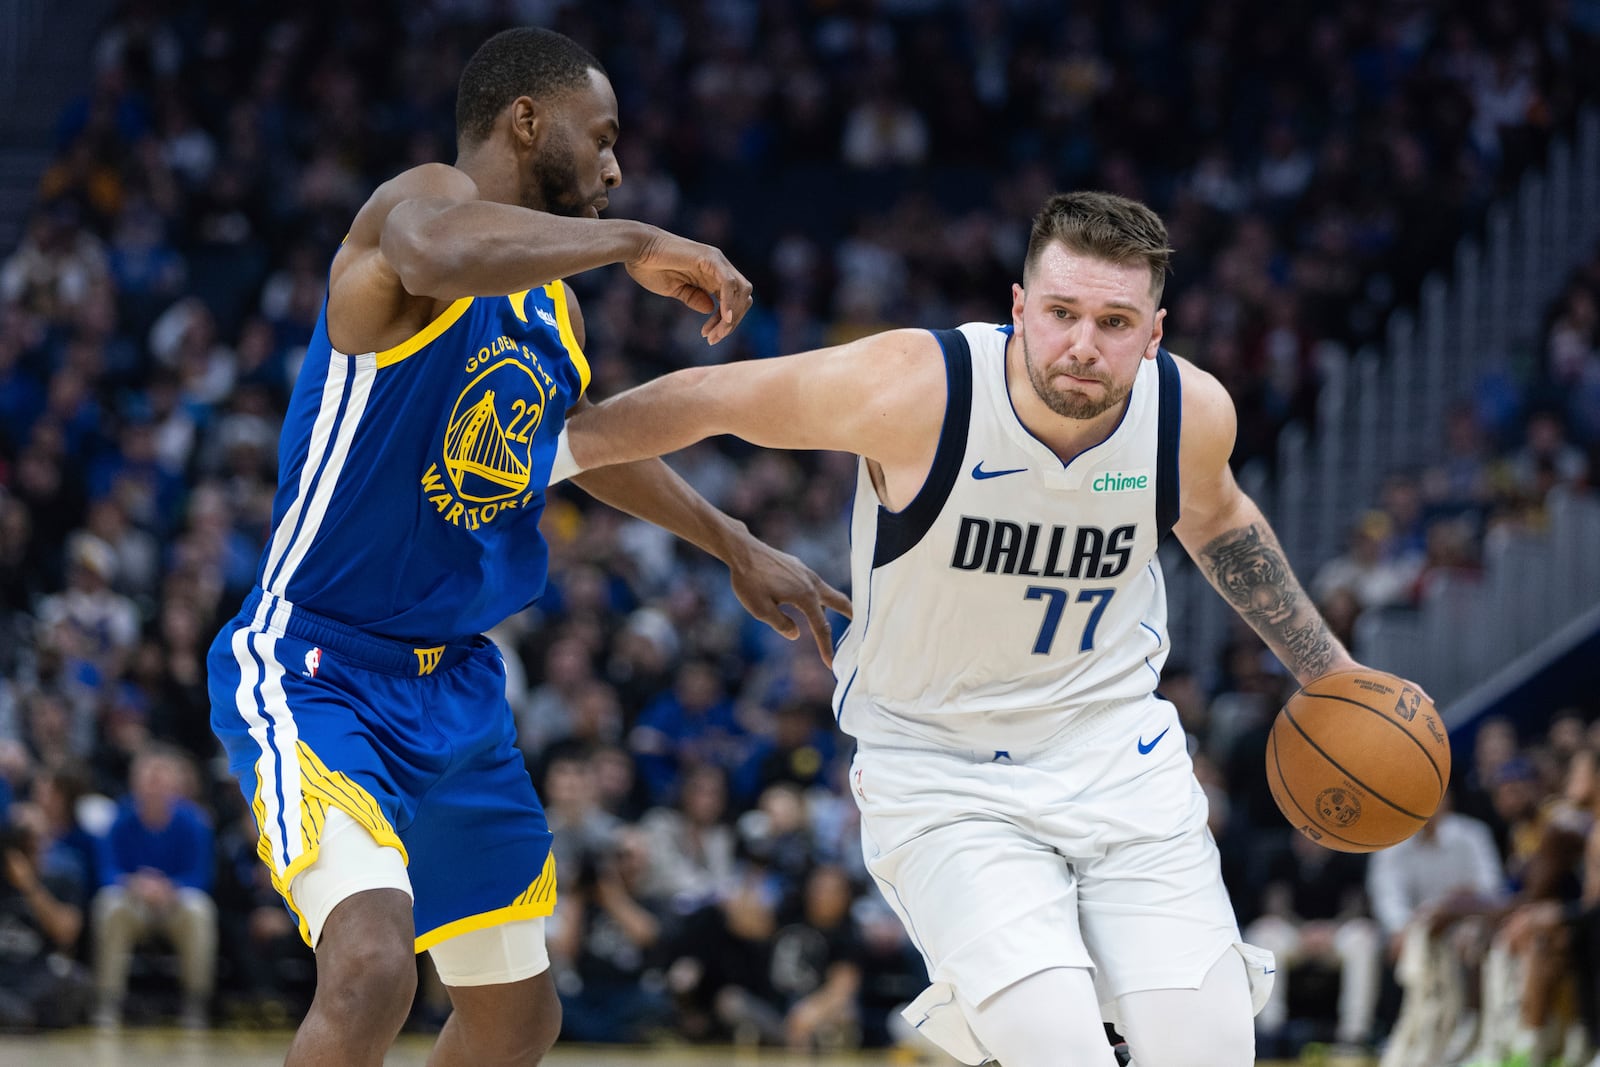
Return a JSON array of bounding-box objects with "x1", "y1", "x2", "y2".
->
[{"x1": 256, "y1": 282, "x2": 588, "y2": 645}]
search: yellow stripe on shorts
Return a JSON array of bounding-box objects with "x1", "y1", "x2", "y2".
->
[
  {"x1": 250, "y1": 741, "x2": 408, "y2": 945},
  {"x1": 414, "y1": 850, "x2": 559, "y2": 954}
]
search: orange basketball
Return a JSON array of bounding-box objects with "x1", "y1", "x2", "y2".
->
[{"x1": 1265, "y1": 669, "x2": 1450, "y2": 853}]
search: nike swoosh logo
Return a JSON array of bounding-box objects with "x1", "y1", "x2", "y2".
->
[
  {"x1": 971, "y1": 462, "x2": 1027, "y2": 480},
  {"x1": 1137, "y1": 726, "x2": 1171, "y2": 755}
]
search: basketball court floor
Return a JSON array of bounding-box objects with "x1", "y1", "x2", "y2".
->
[
  {"x1": 0, "y1": 1030, "x2": 1361, "y2": 1066},
  {"x1": 2, "y1": 1032, "x2": 889, "y2": 1066}
]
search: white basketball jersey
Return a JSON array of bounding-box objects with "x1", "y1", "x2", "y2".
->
[{"x1": 832, "y1": 322, "x2": 1183, "y2": 752}]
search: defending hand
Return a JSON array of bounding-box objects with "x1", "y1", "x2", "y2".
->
[
  {"x1": 624, "y1": 231, "x2": 754, "y2": 345},
  {"x1": 726, "y1": 539, "x2": 852, "y2": 668}
]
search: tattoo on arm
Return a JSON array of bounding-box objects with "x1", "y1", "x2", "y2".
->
[{"x1": 1200, "y1": 524, "x2": 1338, "y2": 679}]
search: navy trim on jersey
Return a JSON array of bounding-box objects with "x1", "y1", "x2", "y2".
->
[
  {"x1": 1155, "y1": 347, "x2": 1181, "y2": 540},
  {"x1": 871, "y1": 329, "x2": 973, "y2": 568}
]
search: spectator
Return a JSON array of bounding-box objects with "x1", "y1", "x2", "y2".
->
[
  {"x1": 630, "y1": 658, "x2": 748, "y2": 806},
  {"x1": 1470, "y1": 744, "x2": 1595, "y2": 1065},
  {"x1": 1459, "y1": 716, "x2": 1522, "y2": 849},
  {"x1": 734, "y1": 698, "x2": 838, "y2": 803},
  {"x1": 91, "y1": 744, "x2": 216, "y2": 1029},
  {"x1": 704, "y1": 863, "x2": 865, "y2": 1051},
  {"x1": 28, "y1": 761, "x2": 100, "y2": 915},
  {"x1": 540, "y1": 746, "x2": 621, "y2": 893},
  {"x1": 853, "y1": 892, "x2": 928, "y2": 1050},
  {"x1": 1505, "y1": 410, "x2": 1590, "y2": 492},
  {"x1": 1311, "y1": 510, "x2": 1424, "y2": 612},
  {"x1": 1369, "y1": 794, "x2": 1507, "y2": 1067},
  {"x1": 550, "y1": 826, "x2": 676, "y2": 1043},
  {"x1": 212, "y1": 802, "x2": 314, "y2": 1024},
  {"x1": 0, "y1": 200, "x2": 109, "y2": 325},
  {"x1": 768, "y1": 864, "x2": 865, "y2": 1051},
  {"x1": 639, "y1": 762, "x2": 737, "y2": 907},
  {"x1": 516, "y1": 635, "x2": 599, "y2": 756},
  {"x1": 1245, "y1": 829, "x2": 1382, "y2": 1055},
  {"x1": 35, "y1": 533, "x2": 140, "y2": 687},
  {"x1": 0, "y1": 807, "x2": 93, "y2": 1030}
]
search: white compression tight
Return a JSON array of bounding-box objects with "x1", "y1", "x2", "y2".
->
[
  {"x1": 958, "y1": 967, "x2": 1120, "y2": 1067},
  {"x1": 956, "y1": 950, "x2": 1255, "y2": 1067},
  {"x1": 1117, "y1": 949, "x2": 1256, "y2": 1066}
]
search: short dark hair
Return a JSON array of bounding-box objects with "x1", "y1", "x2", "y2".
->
[
  {"x1": 455, "y1": 28, "x2": 606, "y2": 147},
  {"x1": 1024, "y1": 191, "x2": 1174, "y2": 302}
]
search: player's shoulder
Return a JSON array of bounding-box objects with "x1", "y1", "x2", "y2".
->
[
  {"x1": 1165, "y1": 349, "x2": 1235, "y2": 438},
  {"x1": 373, "y1": 162, "x2": 479, "y2": 204},
  {"x1": 346, "y1": 163, "x2": 480, "y2": 247}
]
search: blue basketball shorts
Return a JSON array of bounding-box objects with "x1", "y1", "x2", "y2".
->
[{"x1": 207, "y1": 587, "x2": 556, "y2": 951}]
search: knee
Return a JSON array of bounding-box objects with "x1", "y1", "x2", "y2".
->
[
  {"x1": 502, "y1": 994, "x2": 561, "y2": 1066},
  {"x1": 316, "y1": 937, "x2": 418, "y2": 1031},
  {"x1": 456, "y1": 986, "x2": 561, "y2": 1066},
  {"x1": 498, "y1": 1002, "x2": 560, "y2": 1066},
  {"x1": 93, "y1": 886, "x2": 132, "y2": 923},
  {"x1": 175, "y1": 888, "x2": 217, "y2": 919},
  {"x1": 173, "y1": 890, "x2": 219, "y2": 937},
  {"x1": 1336, "y1": 917, "x2": 1380, "y2": 958}
]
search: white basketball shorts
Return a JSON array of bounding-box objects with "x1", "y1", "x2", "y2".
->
[{"x1": 851, "y1": 695, "x2": 1274, "y2": 1063}]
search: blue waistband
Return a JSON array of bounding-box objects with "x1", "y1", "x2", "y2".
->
[{"x1": 241, "y1": 587, "x2": 477, "y2": 678}]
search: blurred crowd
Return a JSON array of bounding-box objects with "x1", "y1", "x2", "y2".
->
[{"x1": 1, "y1": 0, "x2": 1599, "y2": 1058}]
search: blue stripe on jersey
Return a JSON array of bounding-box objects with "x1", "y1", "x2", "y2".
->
[
  {"x1": 872, "y1": 328, "x2": 974, "y2": 568},
  {"x1": 1155, "y1": 347, "x2": 1182, "y2": 540}
]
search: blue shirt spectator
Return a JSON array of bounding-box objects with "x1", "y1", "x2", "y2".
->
[
  {"x1": 630, "y1": 659, "x2": 748, "y2": 806},
  {"x1": 99, "y1": 771, "x2": 213, "y2": 893}
]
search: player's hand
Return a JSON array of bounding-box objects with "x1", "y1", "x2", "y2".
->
[
  {"x1": 624, "y1": 230, "x2": 754, "y2": 345},
  {"x1": 725, "y1": 538, "x2": 852, "y2": 668}
]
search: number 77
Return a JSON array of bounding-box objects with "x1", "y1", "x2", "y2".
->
[{"x1": 1024, "y1": 586, "x2": 1115, "y2": 654}]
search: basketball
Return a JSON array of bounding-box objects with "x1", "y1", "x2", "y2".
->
[{"x1": 1265, "y1": 669, "x2": 1451, "y2": 853}]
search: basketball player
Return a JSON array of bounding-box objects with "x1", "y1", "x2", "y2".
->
[
  {"x1": 556, "y1": 191, "x2": 1370, "y2": 1066},
  {"x1": 205, "y1": 29, "x2": 846, "y2": 1067}
]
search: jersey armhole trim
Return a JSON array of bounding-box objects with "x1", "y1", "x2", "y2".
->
[
  {"x1": 545, "y1": 281, "x2": 591, "y2": 397},
  {"x1": 871, "y1": 328, "x2": 973, "y2": 568},
  {"x1": 373, "y1": 297, "x2": 475, "y2": 368},
  {"x1": 1155, "y1": 346, "x2": 1181, "y2": 540}
]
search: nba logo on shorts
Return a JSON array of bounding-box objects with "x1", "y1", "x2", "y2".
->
[{"x1": 303, "y1": 647, "x2": 322, "y2": 678}]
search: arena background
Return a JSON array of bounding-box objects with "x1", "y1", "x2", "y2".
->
[{"x1": 0, "y1": 1, "x2": 1598, "y2": 1064}]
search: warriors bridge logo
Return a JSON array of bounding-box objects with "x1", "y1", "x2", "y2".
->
[{"x1": 421, "y1": 334, "x2": 555, "y2": 531}]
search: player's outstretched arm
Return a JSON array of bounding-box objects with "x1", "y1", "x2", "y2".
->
[
  {"x1": 331, "y1": 164, "x2": 754, "y2": 354},
  {"x1": 560, "y1": 325, "x2": 946, "y2": 664},
  {"x1": 562, "y1": 329, "x2": 943, "y2": 476},
  {"x1": 1170, "y1": 358, "x2": 1360, "y2": 685},
  {"x1": 558, "y1": 292, "x2": 919, "y2": 665}
]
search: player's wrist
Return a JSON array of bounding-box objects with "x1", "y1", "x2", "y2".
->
[
  {"x1": 709, "y1": 515, "x2": 756, "y2": 567},
  {"x1": 612, "y1": 219, "x2": 662, "y2": 266}
]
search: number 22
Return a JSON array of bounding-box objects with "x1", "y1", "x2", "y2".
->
[{"x1": 1024, "y1": 586, "x2": 1114, "y2": 654}]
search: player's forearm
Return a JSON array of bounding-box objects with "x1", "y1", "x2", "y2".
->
[
  {"x1": 570, "y1": 456, "x2": 752, "y2": 565},
  {"x1": 382, "y1": 202, "x2": 654, "y2": 299},
  {"x1": 566, "y1": 367, "x2": 727, "y2": 471},
  {"x1": 1191, "y1": 501, "x2": 1356, "y2": 684}
]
